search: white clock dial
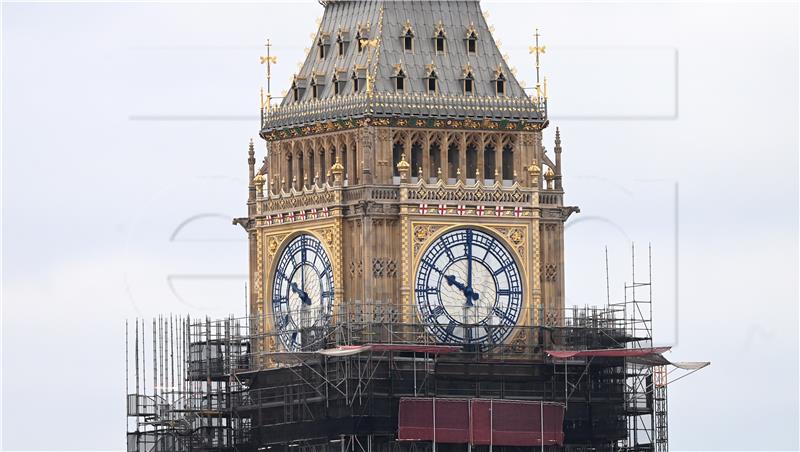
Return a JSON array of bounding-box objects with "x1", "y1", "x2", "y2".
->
[
  {"x1": 415, "y1": 228, "x2": 522, "y2": 345},
  {"x1": 271, "y1": 234, "x2": 334, "y2": 351}
]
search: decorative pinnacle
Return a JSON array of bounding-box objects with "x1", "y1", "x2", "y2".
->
[
  {"x1": 544, "y1": 167, "x2": 555, "y2": 181},
  {"x1": 253, "y1": 173, "x2": 266, "y2": 186},
  {"x1": 527, "y1": 163, "x2": 541, "y2": 176},
  {"x1": 248, "y1": 138, "x2": 255, "y2": 154},
  {"x1": 331, "y1": 156, "x2": 345, "y2": 173},
  {"x1": 396, "y1": 153, "x2": 410, "y2": 170}
]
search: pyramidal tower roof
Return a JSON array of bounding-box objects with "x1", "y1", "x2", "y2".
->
[{"x1": 261, "y1": 0, "x2": 546, "y2": 134}]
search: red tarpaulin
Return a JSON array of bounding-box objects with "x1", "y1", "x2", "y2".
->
[
  {"x1": 545, "y1": 346, "x2": 672, "y2": 359},
  {"x1": 398, "y1": 398, "x2": 565, "y2": 446}
]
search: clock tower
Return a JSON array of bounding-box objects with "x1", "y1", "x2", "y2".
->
[{"x1": 240, "y1": 0, "x2": 578, "y2": 355}]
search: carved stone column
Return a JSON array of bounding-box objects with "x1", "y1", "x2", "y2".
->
[{"x1": 358, "y1": 126, "x2": 376, "y2": 185}]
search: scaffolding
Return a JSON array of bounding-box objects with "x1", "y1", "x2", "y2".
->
[{"x1": 125, "y1": 247, "x2": 704, "y2": 452}]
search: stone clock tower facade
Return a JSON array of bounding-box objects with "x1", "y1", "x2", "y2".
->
[{"x1": 239, "y1": 0, "x2": 578, "y2": 355}]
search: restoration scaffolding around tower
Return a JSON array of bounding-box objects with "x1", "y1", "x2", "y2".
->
[{"x1": 125, "y1": 245, "x2": 708, "y2": 452}]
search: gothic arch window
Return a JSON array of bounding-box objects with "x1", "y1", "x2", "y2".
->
[
  {"x1": 502, "y1": 143, "x2": 514, "y2": 180},
  {"x1": 484, "y1": 142, "x2": 496, "y2": 178},
  {"x1": 340, "y1": 145, "x2": 349, "y2": 183},
  {"x1": 319, "y1": 148, "x2": 327, "y2": 184},
  {"x1": 466, "y1": 143, "x2": 478, "y2": 179},
  {"x1": 392, "y1": 140, "x2": 403, "y2": 177},
  {"x1": 411, "y1": 141, "x2": 423, "y2": 178},
  {"x1": 429, "y1": 140, "x2": 442, "y2": 177},
  {"x1": 286, "y1": 153, "x2": 293, "y2": 190},
  {"x1": 447, "y1": 141, "x2": 459, "y2": 179},
  {"x1": 296, "y1": 151, "x2": 305, "y2": 189},
  {"x1": 306, "y1": 149, "x2": 315, "y2": 186}
]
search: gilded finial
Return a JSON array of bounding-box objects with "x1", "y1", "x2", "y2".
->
[
  {"x1": 253, "y1": 173, "x2": 266, "y2": 186},
  {"x1": 331, "y1": 156, "x2": 345, "y2": 174},
  {"x1": 396, "y1": 153, "x2": 410, "y2": 170},
  {"x1": 397, "y1": 153, "x2": 411, "y2": 183},
  {"x1": 475, "y1": 167, "x2": 481, "y2": 180},
  {"x1": 529, "y1": 28, "x2": 546, "y2": 103},
  {"x1": 418, "y1": 166, "x2": 423, "y2": 180},
  {"x1": 544, "y1": 166, "x2": 555, "y2": 190},
  {"x1": 260, "y1": 39, "x2": 278, "y2": 113},
  {"x1": 437, "y1": 167, "x2": 443, "y2": 181},
  {"x1": 527, "y1": 163, "x2": 541, "y2": 176}
]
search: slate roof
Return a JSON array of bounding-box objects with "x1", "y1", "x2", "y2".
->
[{"x1": 261, "y1": 0, "x2": 545, "y2": 132}]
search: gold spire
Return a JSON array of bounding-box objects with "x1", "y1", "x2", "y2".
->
[
  {"x1": 529, "y1": 29, "x2": 546, "y2": 103},
  {"x1": 260, "y1": 39, "x2": 278, "y2": 113}
]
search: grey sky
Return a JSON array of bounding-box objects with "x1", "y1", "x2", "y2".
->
[{"x1": 2, "y1": 1, "x2": 798, "y2": 450}]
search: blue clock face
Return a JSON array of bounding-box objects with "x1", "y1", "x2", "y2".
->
[
  {"x1": 415, "y1": 228, "x2": 522, "y2": 345},
  {"x1": 271, "y1": 234, "x2": 334, "y2": 351}
]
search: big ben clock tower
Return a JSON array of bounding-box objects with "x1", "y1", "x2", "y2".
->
[
  {"x1": 124, "y1": 3, "x2": 698, "y2": 450},
  {"x1": 239, "y1": 0, "x2": 577, "y2": 354}
]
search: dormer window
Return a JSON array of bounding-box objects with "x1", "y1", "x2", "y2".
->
[
  {"x1": 352, "y1": 71, "x2": 361, "y2": 93},
  {"x1": 425, "y1": 68, "x2": 438, "y2": 94},
  {"x1": 311, "y1": 79, "x2": 319, "y2": 98},
  {"x1": 393, "y1": 68, "x2": 406, "y2": 92},
  {"x1": 336, "y1": 34, "x2": 345, "y2": 56},
  {"x1": 333, "y1": 73, "x2": 346, "y2": 96},
  {"x1": 495, "y1": 72, "x2": 506, "y2": 96},
  {"x1": 291, "y1": 79, "x2": 306, "y2": 102},
  {"x1": 333, "y1": 74, "x2": 340, "y2": 95},
  {"x1": 435, "y1": 31, "x2": 446, "y2": 53},
  {"x1": 464, "y1": 71, "x2": 475, "y2": 95},
  {"x1": 402, "y1": 21, "x2": 415, "y2": 52},
  {"x1": 466, "y1": 29, "x2": 478, "y2": 54},
  {"x1": 317, "y1": 38, "x2": 326, "y2": 59},
  {"x1": 403, "y1": 31, "x2": 414, "y2": 51},
  {"x1": 356, "y1": 31, "x2": 364, "y2": 52}
]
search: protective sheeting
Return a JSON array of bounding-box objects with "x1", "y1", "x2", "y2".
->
[
  {"x1": 668, "y1": 361, "x2": 711, "y2": 370},
  {"x1": 272, "y1": 344, "x2": 462, "y2": 362},
  {"x1": 545, "y1": 347, "x2": 709, "y2": 371},
  {"x1": 545, "y1": 346, "x2": 672, "y2": 359},
  {"x1": 319, "y1": 344, "x2": 461, "y2": 356},
  {"x1": 398, "y1": 398, "x2": 565, "y2": 446}
]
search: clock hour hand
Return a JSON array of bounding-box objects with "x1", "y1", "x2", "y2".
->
[
  {"x1": 290, "y1": 282, "x2": 312, "y2": 305},
  {"x1": 444, "y1": 274, "x2": 479, "y2": 306}
]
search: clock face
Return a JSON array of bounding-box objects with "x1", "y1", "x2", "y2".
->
[
  {"x1": 415, "y1": 228, "x2": 522, "y2": 345},
  {"x1": 271, "y1": 234, "x2": 334, "y2": 351}
]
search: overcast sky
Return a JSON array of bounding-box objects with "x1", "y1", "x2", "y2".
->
[{"x1": 2, "y1": 1, "x2": 798, "y2": 450}]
